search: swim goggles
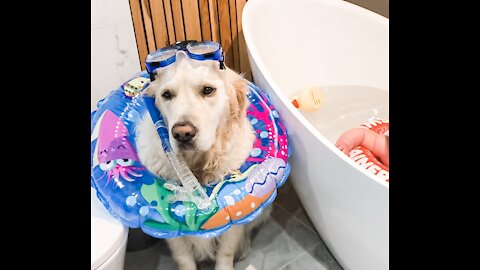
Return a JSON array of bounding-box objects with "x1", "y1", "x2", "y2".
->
[{"x1": 145, "y1": 40, "x2": 225, "y2": 81}]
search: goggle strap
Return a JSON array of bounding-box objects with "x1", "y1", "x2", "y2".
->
[
  {"x1": 219, "y1": 51, "x2": 225, "y2": 70},
  {"x1": 150, "y1": 72, "x2": 156, "y2": 82}
]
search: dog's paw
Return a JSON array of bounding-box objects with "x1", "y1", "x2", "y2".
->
[
  {"x1": 175, "y1": 259, "x2": 197, "y2": 270},
  {"x1": 236, "y1": 241, "x2": 251, "y2": 261}
]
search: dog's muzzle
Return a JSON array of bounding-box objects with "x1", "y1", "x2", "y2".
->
[{"x1": 172, "y1": 121, "x2": 197, "y2": 150}]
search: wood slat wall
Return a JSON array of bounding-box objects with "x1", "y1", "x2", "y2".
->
[{"x1": 129, "y1": 0, "x2": 251, "y2": 80}]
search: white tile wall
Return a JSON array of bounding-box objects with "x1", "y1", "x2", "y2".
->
[
  {"x1": 91, "y1": 0, "x2": 133, "y2": 30},
  {"x1": 91, "y1": 0, "x2": 141, "y2": 110}
]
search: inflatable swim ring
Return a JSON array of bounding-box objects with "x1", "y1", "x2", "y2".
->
[
  {"x1": 91, "y1": 71, "x2": 291, "y2": 238},
  {"x1": 348, "y1": 119, "x2": 389, "y2": 182}
]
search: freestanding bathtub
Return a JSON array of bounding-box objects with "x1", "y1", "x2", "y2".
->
[{"x1": 242, "y1": 0, "x2": 389, "y2": 269}]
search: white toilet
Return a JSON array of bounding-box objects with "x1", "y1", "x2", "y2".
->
[{"x1": 91, "y1": 187, "x2": 129, "y2": 270}]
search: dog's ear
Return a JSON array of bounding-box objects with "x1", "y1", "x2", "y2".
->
[
  {"x1": 227, "y1": 69, "x2": 249, "y2": 122},
  {"x1": 144, "y1": 77, "x2": 160, "y2": 97},
  {"x1": 144, "y1": 84, "x2": 156, "y2": 97}
]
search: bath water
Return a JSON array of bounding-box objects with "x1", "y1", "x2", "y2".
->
[{"x1": 296, "y1": 85, "x2": 389, "y2": 144}]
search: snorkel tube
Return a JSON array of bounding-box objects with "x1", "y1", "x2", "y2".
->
[{"x1": 143, "y1": 95, "x2": 213, "y2": 213}]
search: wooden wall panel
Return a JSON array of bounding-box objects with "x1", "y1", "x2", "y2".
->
[
  {"x1": 182, "y1": 0, "x2": 202, "y2": 41},
  {"x1": 170, "y1": 0, "x2": 186, "y2": 41},
  {"x1": 163, "y1": 0, "x2": 176, "y2": 43},
  {"x1": 140, "y1": 0, "x2": 156, "y2": 53},
  {"x1": 129, "y1": 0, "x2": 149, "y2": 70},
  {"x1": 208, "y1": 0, "x2": 220, "y2": 43},
  {"x1": 129, "y1": 0, "x2": 251, "y2": 77},
  {"x1": 217, "y1": 0, "x2": 233, "y2": 68},
  {"x1": 229, "y1": 0, "x2": 239, "y2": 72},
  {"x1": 149, "y1": 0, "x2": 169, "y2": 49},
  {"x1": 198, "y1": 0, "x2": 212, "y2": 40},
  {"x1": 235, "y1": 0, "x2": 251, "y2": 80}
]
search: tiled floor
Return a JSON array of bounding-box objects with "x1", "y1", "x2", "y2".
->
[{"x1": 124, "y1": 179, "x2": 343, "y2": 270}]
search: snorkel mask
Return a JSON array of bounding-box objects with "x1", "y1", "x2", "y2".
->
[{"x1": 145, "y1": 40, "x2": 225, "y2": 81}]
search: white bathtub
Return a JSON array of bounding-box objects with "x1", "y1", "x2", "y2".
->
[{"x1": 242, "y1": 0, "x2": 389, "y2": 270}]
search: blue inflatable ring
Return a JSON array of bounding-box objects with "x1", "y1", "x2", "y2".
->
[{"x1": 91, "y1": 71, "x2": 290, "y2": 238}]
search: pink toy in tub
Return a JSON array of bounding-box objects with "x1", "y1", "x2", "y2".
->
[{"x1": 336, "y1": 119, "x2": 389, "y2": 182}]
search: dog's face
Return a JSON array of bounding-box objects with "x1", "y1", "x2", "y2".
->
[{"x1": 145, "y1": 51, "x2": 248, "y2": 153}]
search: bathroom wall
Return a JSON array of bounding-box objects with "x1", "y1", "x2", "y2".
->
[
  {"x1": 91, "y1": 0, "x2": 141, "y2": 110},
  {"x1": 127, "y1": 0, "x2": 252, "y2": 80},
  {"x1": 125, "y1": 0, "x2": 388, "y2": 85},
  {"x1": 345, "y1": 0, "x2": 389, "y2": 18},
  {"x1": 90, "y1": 0, "x2": 388, "y2": 110}
]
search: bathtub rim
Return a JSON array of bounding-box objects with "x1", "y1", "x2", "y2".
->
[{"x1": 242, "y1": 0, "x2": 389, "y2": 189}]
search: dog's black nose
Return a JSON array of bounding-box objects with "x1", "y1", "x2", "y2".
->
[{"x1": 172, "y1": 122, "x2": 197, "y2": 143}]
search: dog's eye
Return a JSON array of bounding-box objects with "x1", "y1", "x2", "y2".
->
[
  {"x1": 161, "y1": 90, "x2": 173, "y2": 100},
  {"x1": 202, "y1": 86, "x2": 215, "y2": 96}
]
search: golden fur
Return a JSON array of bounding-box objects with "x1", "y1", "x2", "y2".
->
[{"x1": 135, "y1": 51, "x2": 271, "y2": 270}]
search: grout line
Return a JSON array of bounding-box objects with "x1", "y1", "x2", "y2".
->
[
  {"x1": 278, "y1": 242, "x2": 324, "y2": 270},
  {"x1": 273, "y1": 202, "x2": 321, "y2": 237}
]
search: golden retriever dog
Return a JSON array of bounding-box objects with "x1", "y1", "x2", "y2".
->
[{"x1": 135, "y1": 51, "x2": 271, "y2": 270}]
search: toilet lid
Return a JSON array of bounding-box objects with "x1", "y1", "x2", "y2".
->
[{"x1": 91, "y1": 187, "x2": 128, "y2": 269}]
